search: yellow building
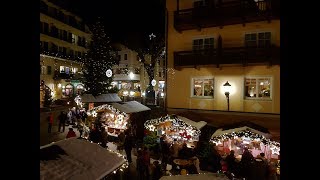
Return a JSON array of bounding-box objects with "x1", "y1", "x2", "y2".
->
[
  {"x1": 40, "y1": 0, "x2": 91, "y2": 107},
  {"x1": 165, "y1": 0, "x2": 280, "y2": 114}
]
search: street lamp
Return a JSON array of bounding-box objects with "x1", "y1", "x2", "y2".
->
[{"x1": 223, "y1": 81, "x2": 232, "y2": 111}]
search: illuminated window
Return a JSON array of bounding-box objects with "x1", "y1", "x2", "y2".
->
[
  {"x1": 59, "y1": 66, "x2": 65, "y2": 73},
  {"x1": 192, "y1": 78, "x2": 214, "y2": 98},
  {"x1": 244, "y1": 77, "x2": 271, "y2": 99}
]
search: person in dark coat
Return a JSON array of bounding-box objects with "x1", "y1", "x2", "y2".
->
[
  {"x1": 152, "y1": 160, "x2": 162, "y2": 180},
  {"x1": 124, "y1": 131, "x2": 133, "y2": 163},
  {"x1": 240, "y1": 148, "x2": 254, "y2": 179},
  {"x1": 58, "y1": 111, "x2": 66, "y2": 132},
  {"x1": 249, "y1": 156, "x2": 269, "y2": 180},
  {"x1": 225, "y1": 150, "x2": 237, "y2": 173}
]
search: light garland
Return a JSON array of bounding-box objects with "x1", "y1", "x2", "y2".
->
[
  {"x1": 210, "y1": 129, "x2": 280, "y2": 155},
  {"x1": 84, "y1": 139, "x2": 129, "y2": 179},
  {"x1": 144, "y1": 114, "x2": 201, "y2": 141}
]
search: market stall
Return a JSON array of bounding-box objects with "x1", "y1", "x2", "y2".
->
[
  {"x1": 87, "y1": 104, "x2": 130, "y2": 137},
  {"x1": 40, "y1": 138, "x2": 128, "y2": 180},
  {"x1": 144, "y1": 115, "x2": 206, "y2": 148},
  {"x1": 160, "y1": 173, "x2": 229, "y2": 180},
  {"x1": 210, "y1": 125, "x2": 280, "y2": 161}
]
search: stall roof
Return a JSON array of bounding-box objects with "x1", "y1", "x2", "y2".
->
[
  {"x1": 177, "y1": 116, "x2": 207, "y2": 130},
  {"x1": 160, "y1": 173, "x2": 229, "y2": 180},
  {"x1": 81, "y1": 93, "x2": 122, "y2": 103},
  {"x1": 40, "y1": 138, "x2": 126, "y2": 180},
  {"x1": 110, "y1": 101, "x2": 151, "y2": 113},
  {"x1": 211, "y1": 122, "x2": 272, "y2": 139}
]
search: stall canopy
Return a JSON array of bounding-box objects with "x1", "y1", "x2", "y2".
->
[
  {"x1": 40, "y1": 138, "x2": 128, "y2": 180},
  {"x1": 211, "y1": 121, "x2": 271, "y2": 139},
  {"x1": 210, "y1": 122, "x2": 280, "y2": 160},
  {"x1": 177, "y1": 116, "x2": 207, "y2": 130},
  {"x1": 110, "y1": 101, "x2": 151, "y2": 113},
  {"x1": 80, "y1": 93, "x2": 122, "y2": 103},
  {"x1": 160, "y1": 173, "x2": 229, "y2": 180}
]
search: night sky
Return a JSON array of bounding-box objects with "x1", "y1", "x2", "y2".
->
[{"x1": 53, "y1": 0, "x2": 165, "y2": 45}]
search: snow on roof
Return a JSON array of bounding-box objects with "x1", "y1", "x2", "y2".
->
[
  {"x1": 40, "y1": 138, "x2": 126, "y2": 180},
  {"x1": 160, "y1": 173, "x2": 229, "y2": 180},
  {"x1": 94, "y1": 93, "x2": 122, "y2": 103},
  {"x1": 177, "y1": 116, "x2": 207, "y2": 130},
  {"x1": 110, "y1": 101, "x2": 151, "y2": 113},
  {"x1": 81, "y1": 93, "x2": 122, "y2": 103},
  {"x1": 80, "y1": 94, "x2": 96, "y2": 102},
  {"x1": 211, "y1": 126, "x2": 272, "y2": 139}
]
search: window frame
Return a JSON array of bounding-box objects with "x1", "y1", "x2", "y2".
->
[
  {"x1": 244, "y1": 76, "x2": 273, "y2": 100},
  {"x1": 244, "y1": 31, "x2": 272, "y2": 48},
  {"x1": 190, "y1": 76, "x2": 215, "y2": 99},
  {"x1": 192, "y1": 36, "x2": 214, "y2": 51}
]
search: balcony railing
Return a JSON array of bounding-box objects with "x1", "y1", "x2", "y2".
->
[
  {"x1": 173, "y1": 46, "x2": 280, "y2": 68},
  {"x1": 174, "y1": 0, "x2": 280, "y2": 32}
]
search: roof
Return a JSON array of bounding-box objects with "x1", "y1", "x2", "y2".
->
[
  {"x1": 80, "y1": 93, "x2": 122, "y2": 103},
  {"x1": 40, "y1": 138, "x2": 127, "y2": 180},
  {"x1": 219, "y1": 121, "x2": 270, "y2": 133},
  {"x1": 160, "y1": 173, "x2": 229, "y2": 180},
  {"x1": 177, "y1": 116, "x2": 207, "y2": 130},
  {"x1": 211, "y1": 124, "x2": 272, "y2": 139},
  {"x1": 110, "y1": 101, "x2": 151, "y2": 113}
]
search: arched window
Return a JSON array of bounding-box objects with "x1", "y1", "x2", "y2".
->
[{"x1": 63, "y1": 84, "x2": 74, "y2": 97}]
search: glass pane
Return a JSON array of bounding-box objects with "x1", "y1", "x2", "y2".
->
[
  {"x1": 258, "y1": 32, "x2": 265, "y2": 39},
  {"x1": 251, "y1": 34, "x2": 257, "y2": 40},
  {"x1": 245, "y1": 84, "x2": 256, "y2": 98},
  {"x1": 194, "y1": 80, "x2": 203, "y2": 96},
  {"x1": 258, "y1": 78, "x2": 271, "y2": 98},
  {"x1": 203, "y1": 79, "x2": 214, "y2": 96},
  {"x1": 265, "y1": 32, "x2": 271, "y2": 39}
]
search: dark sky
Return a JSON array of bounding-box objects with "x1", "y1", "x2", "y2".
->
[{"x1": 54, "y1": 0, "x2": 166, "y2": 44}]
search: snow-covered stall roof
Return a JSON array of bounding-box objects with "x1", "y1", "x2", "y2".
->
[
  {"x1": 177, "y1": 116, "x2": 207, "y2": 130},
  {"x1": 160, "y1": 173, "x2": 229, "y2": 180},
  {"x1": 80, "y1": 94, "x2": 96, "y2": 103},
  {"x1": 211, "y1": 125, "x2": 272, "y2": 139},
  {"x1": 110, "y1": 101, "x2": 151, "y2": 113},
  {"x1": 40, "y1": 138, "x2": 127, "y2": 180},
  {"x1": 95, "y1": 93, "x2": 122, "y2": 103},
  {"x1": 80, "y1": 93, "x2": 122, "y2": 103}
]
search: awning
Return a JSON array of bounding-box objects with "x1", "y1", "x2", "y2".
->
[
  {"x1": 110, "y1": 101, "x2": 151, "y2": 113},
  {"x1": 94, "y1": 93, "x2": 122, "y2": 103},
  {"x1": 80, "y1": 93, "x2": 122, "y2": 103},
  {"x1": 177, "y1": 116, "x2": 207, "y2": 130},
  {"x1": 40, "y1": 138, "x2": 127, "y2": 180}
]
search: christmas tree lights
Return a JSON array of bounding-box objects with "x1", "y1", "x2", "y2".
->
[{"x1": 81, "y1": 18, "x2": 119, "y2": 96}]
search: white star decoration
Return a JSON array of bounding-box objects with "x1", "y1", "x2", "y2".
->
[
  {"x1": 92, "y1": 111, "x2": 97, "y2": 117},
  {"x1": 149, "y1": 33, "x2": 156, "y2": 40}
]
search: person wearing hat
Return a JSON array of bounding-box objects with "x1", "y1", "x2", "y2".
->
[{"x1": 66, "y1": 128, "x2": 76, "y2": 138}]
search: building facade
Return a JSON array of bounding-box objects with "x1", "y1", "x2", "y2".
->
[
  {"x1": 111, "y1": 44, "x2": 166, "y2": 103},
  {"x1": 165, "y1": 0, "x2": 280, "y2": 113},
  {"x1": 40, "y1": 0, "x2": 91, "y2": 107}
]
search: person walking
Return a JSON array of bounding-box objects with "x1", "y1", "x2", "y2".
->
[
  {"x1": 58, "y1": 111, "x2": 66, "y2": 132},
  {"x1": 124, "y1": 131, "x2": 133, "y2": 163},
  {"x1": 47, "y1": 112, "x2": 54, "y2": 133}
]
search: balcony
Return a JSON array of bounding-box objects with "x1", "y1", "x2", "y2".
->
[
  {"x1": 173, "y1": 46, "x2": 280, "y2": 69},
  {"x1": 174, "y1": 0, "x2": 280, "y2": 32}
]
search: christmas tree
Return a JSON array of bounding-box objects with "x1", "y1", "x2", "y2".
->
[{"x1": 82, "y1": 18, "x2": 119, "y2": 96}]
